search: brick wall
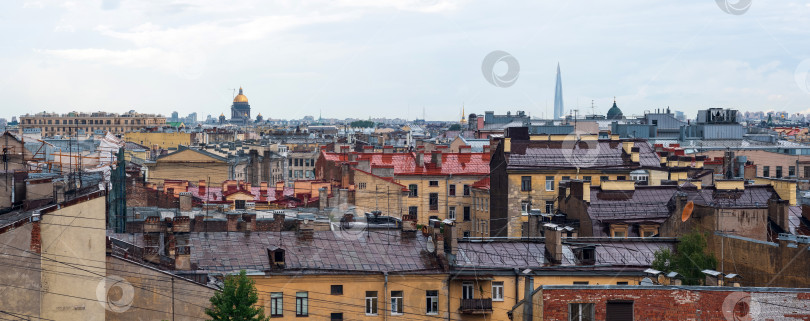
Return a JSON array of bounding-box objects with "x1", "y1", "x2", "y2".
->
[{"x1": 540, "y1": 287, "x2": 810, "y2": 321}]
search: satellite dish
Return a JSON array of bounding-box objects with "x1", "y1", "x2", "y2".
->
[
  {"x1": 426, "y1": 236, "x2": 435, "y2": 253},
  {"x1": 681, "y1": 201, "x2": 694, "y2": 222},
  {"x1": 640, "y1": 277, "x2": 654, "y2": 285}
]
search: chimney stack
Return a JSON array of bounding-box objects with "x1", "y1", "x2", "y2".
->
[
  {"x1": 178, "y1": 192, "x2": 192, "y2": 212},
  {"x1": 319, "y1": 187, "x2": 327, "y2": 211},
  {"x1": 402, "y1": 214, "x2": 417, "y2": 238},
  {"x1": 297, "y1": 219, "x2": 315, "y2": 240},
  {"x1": 198, "y1": 180, "x2": 206, "y2": 194},
  {"x1": 416, "y1": 152, "x2": 424, "y2": 167},
  {"x1": 226, "y1": 213, "x2": 239, "y2": 232},
  {"x1": 431, "y1": 151, "x2": 442, "y2": 168},
  {"x1": 271, "y1": 211, "x2": 285, "y2": 232},
  {"x1": 544, "y1": 226, "x2": 563, "y2": 264}
]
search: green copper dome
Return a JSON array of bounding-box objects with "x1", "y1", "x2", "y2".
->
[{"x1": 607, "y1": 99, "x2": 623, "y2": 120}]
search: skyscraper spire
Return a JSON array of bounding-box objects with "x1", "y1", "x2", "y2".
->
[{"x1": 553, "y1": 63, "x2": 564, "y2": 120}]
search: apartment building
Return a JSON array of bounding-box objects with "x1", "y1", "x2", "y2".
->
[
  {"x1": 489, "y1": 128, "x2": 667, "y2": 237},
  {"x1": 20, "y1": 110, "x2": 166, "y2": 137}
]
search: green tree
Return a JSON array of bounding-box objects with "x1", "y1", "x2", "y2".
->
[
  {"x1": 350, "y1": 120, "x2": 375, "y2": 128},
  {"x1": 651, "y1": 231, "x2": 718, "y2": 285},
  {"x1": 448, "y1": 124, "x2": 462, "y2": 131},
  {"x1": 206, "y1": 270, "x2": 269, "y2": 321}
]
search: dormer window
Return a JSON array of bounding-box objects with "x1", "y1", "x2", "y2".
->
[
  {"x1": 610, "y1": 224, "x2": 628, "y2": 238},
  {"x1": 268, "y1": 247, "x2": 285, "y2": 268},
  {"x1": 573, "y1": 246, "x2": 596, "y2": 265}
]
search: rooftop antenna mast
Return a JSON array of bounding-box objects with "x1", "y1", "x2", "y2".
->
[{"x1": 591, "y1": 100, "x2": 596, "y2": 117}]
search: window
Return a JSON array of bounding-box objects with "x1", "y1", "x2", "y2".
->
[
  {"x1": 617, "y1": 176, "x2": 626, "y2": 181},
  {"x1": 606, "y1": 301, "x2": 634, "y2": 321},
  {"x1": 462, "y1": 282, "x2": 474, "y2": 300},
  {"x1": 449, "y1": 207, "x2": 456, "y2": 220},
  {"x1": 492, "y1": 282, "x2": 504, "y2": 301},
  {"x1": 426, "y1": 290, "x2": 439, "y2": 315},
  {"x1": 365, "y1": 291, "x2": 378, "y2": 315},
  {"x1": 521, "y1": 176, "x2": 532, "y2": 191},
  {"x1": 545, "y1": 201, "x2": 554, "y2": 214},
  {"x1": 763, "y1": 166, "x2": 770, "y2": 177},
  {"x1": 583, "y1": 176, "x2": 591, "y2": 182},
  {"x1": 449, "y1": 184, "x2": 456, "y2": 196},
  {"x1": 296, "y1": 292, "x2": 308, "y2": 317},
  {"x1": 613, "y1": 230, "x2": 626, "y2": 238},
  {"x1": 521, "y1": 201, "x2": 530, "y2": 214},
  {"x1": 429, "y1": 193, "x2": 439, "y2": 211},
  {"x1": 409, "y1": 184, "x2": 418, "y2": 197},
  {"x1": 616, "y1": 281, "x2": 629, "y2": 285},
  {"x1": 330, "y1": 313, "x2": 343, "y2": 321},
  {"x1": 235, "y1": 199, "x2": 246, "y2": 210},
  {"x1": 546, "y1": 176, "x2": 555, "y2": 191},
  {"x1": 569, "y1": 303, "x2": 595, "y2": 321},
  {"x1": 358, "y1": 182, "x2": 366, "y2": 190},
  {"x1": 391, "y1": 291, "x2": 403, "y2": 315},
  {"x1": 270, "y1": 292, "x2": 283, "y2": 317},
  {"x1": 790, "y1": 166, "x2": 796, "y2": 177},
  {"x1": 562, "y1": 176, "x2": 570, "y2": 182},
  {"x1": 409, "y1": 206, "x2": 418, "y2": 218},
  {"x1": 331, "y1": 285, "x2": 343, "y2": 295},
  {"x1": 573, "y1": 281, "x2": 589, "y2": 285},
  {"x1": 463, "y1": 231, "x2": 470, "y2": 237},
  {"x1": 429, "y1": 180, "x2": 439, "y2": 186},
  {"x1": 776, "y1": 166, "x2": 783, "y2": 178},
  {"x1": 463, "y1": 206, "x2": 471, "y2": 221}
]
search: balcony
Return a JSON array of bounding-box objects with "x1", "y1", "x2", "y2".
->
[{"x1": 459, "y1": 298, "x2": 493, "y2": 314}]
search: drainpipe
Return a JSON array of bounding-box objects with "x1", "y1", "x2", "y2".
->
[
  {"x1": 446, "y1": 277, "x2": 451, "y2": 321},
  {"x1": 523, "y1": 276, "x2": 534, "y2": 321},
  {"x1": 514, "y1": 268, "x2": 520, "y2": 308},
  {"x1": 384, "y1": 272, "x2": 388, "y2": 321}
]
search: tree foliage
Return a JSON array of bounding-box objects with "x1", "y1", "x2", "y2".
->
[
  {"x1": 206, "y1": 270, "x2": 269, "y2": 321},
  {"x1": 651, "y1": 231, "x2": 718, "y2": 285},
  {"x1": 448, "y1": 124, "x2": 462, "y2": 131},
  {"x1": 351, "y1": 120, "x2": 375, "y2": 128}
]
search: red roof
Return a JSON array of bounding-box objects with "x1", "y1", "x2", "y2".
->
[
  {"x1": 472, "y1": 177, "x2": 490, "y2": 190},
  {"x1": 323, "y1": 151, "x2": 490, "y2": 176}
]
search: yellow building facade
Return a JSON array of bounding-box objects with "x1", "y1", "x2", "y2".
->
[
  {"x1": 146, "y1": 148, "x2": 231, "y2": 185},
  {"x1": 125, "y1": 131, "x2": 192, "y2": 150}
]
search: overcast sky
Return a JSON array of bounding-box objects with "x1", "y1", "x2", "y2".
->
[{"x1": 1, "y1": 0, "x2": 810, "y2": 121}]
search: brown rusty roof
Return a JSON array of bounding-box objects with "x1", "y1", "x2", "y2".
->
[{"x1": 506, "y1": 140, "x2": 661, "y2": 170}]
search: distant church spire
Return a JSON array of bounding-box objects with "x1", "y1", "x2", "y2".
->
[{"x1": 554, "y1": 63, "x2": 564, "y2": 120}]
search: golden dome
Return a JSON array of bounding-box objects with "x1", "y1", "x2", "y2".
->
[
  {"x1": 220, "y1": 113, "x2": 225, "y2": 117},
  {"x1": 233, "y1": 87, "x2": 248, "y2": 103}
]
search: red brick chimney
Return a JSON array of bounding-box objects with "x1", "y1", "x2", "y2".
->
[
  {"x1": 226, "y1": 213, "x2": 239, "y2": 232},
  {"x1": 198, "y1": 180, "x2": 206, "y2": 195},
  {"x1": 275, "y1": 181, "x2": 284, "y2": 199}
]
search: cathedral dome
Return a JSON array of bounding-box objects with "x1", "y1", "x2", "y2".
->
[
  {"x1": 607, "y1": 98, "x2": 623, "y2": 120},
  {"x1": 233, "y1": 87, "x2": 248, "y2": 103}
]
